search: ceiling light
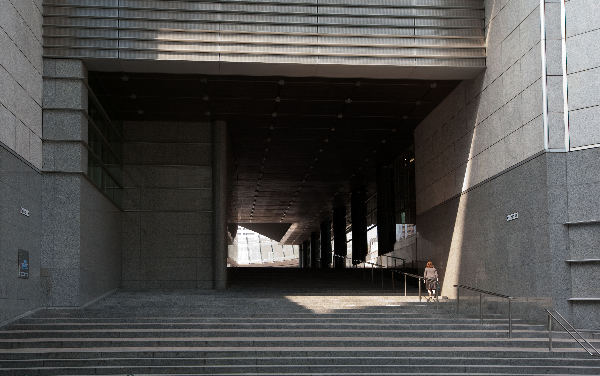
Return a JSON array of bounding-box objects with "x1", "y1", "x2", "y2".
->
[
  {"x1": 430, "y1": 82, "x2": 437, "y2": 89},
  {"x1": 330, "y1": 127, "x2": 336, "y2": 132},
  {"x1": 381, "y1": 139, "x2": 387, "y2": 144},
  {"x1": 137, "y1": 109, "x2": 144, "y2": 115},
  {"x1": 275, "y1": 96, "x2": 281, "y2": 102},
  {"x1": 205, "y1": 111, "x2": 211, "y2": 116},
  {"x1": 402, "y1": 115, "x2": 408, "y2": 120},
  {"x1": 324, "y1": 138, "x2": 329, "y2": 143},
  {"x1": 272, "y1": 112, "x2": 277, "y2": 118},
  {"x1": 345, "y1": 98, "x2": 352, "y2": 104},
  {"x1": 202, "y1": 95, "x2": 209, "y2": 101},
  {"x1": 120, "y1": 75, "x2": 129, "y2": 82},
  {"x1": 355, "y1": 81, "x2": 361, "y2": 87},
  {"x1": 269, "y1": 125, "x2": 275, "y2": 130},
  {"x1": 129, "y1": 93, "x2": 137, "y2": 100},
  {"x1": 278, "y1": 79, "x2": 285, "y2": 86},
  {"x1": 415, "y1": 100, "x2": 421, "y2": 106},
  {"x1": 337, "y1": 113, "x2": 343, "y2": 119}
]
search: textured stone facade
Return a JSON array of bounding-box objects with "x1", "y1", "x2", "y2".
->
[{"x1": 121, "y1": 121, "x2": 214, "y2": 289}]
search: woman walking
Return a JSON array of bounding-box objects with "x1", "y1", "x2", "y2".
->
[{"x1": 424, "y1": 261, "x2": 438, "y2": 302}]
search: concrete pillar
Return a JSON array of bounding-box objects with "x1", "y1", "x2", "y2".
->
[
  {"x1": 42, "y1": 59, "x2": 121, "y2": 307},
  {"x1": 320, "y1": 220, "x2": 332, "y2": 268},
  {"x1": 212, "y1": 121, "x2": 228, "y2": 289},
  {"x1": 351, "y1": 188, "x2": 368, "y2": 264},
  {"x1": 376, "y1": 164, "x2": 396, "y2": 255},
  {"x1": 310, "y1": 231, "x2": 320, "y2": 268},
  {"x1": 333, "y1": 205, "x2": 347, "y2": 268},
  {"x1": 302, "y1": 240, "x2": 310, "y2": 269}
]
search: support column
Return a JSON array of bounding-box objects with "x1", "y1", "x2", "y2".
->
[
  {"x1": 351, "y1": 188, "x2": 367, "y2": 264},
  {"x1": 376, "y1": 164, "x2": 396, "y2": 256},
  {"x1": 333, "y1": 205, "x2": 347, "y2": 268},
  {"x1": 302, "y1": 240, "x2": 311, "y2": 269},
  {"x1": 213, "y1": 121, "x2": 228, "y2": 289},
  {"x1": 320, "y1": 220, "x2": 332, "y2": 268},
  {"x1": 310, "y1": 232, "x2": 320, "y2": 268}
]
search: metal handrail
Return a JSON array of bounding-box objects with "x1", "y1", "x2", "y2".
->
[
  {"x1": 454, "y1": 284, "x2": 513, "y2": 338},
  {"x1": 454, "y1": 284, "x2": 513, "y2": 299},
  {"x1": 397, "y1": 272, "x2": 425, "y2": 301},
  {"x1": 546, "y1": 309, "x2": 600, "y2": 356}
]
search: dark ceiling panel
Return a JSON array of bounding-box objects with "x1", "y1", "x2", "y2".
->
[{"x1": 89, "y1": 72, "x2": 459, "y2": 244}]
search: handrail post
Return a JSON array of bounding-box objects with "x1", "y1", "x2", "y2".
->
[
  {"x1": 381, "y1": 265, "x2": 384, "y2": 288},
  {"x1": 371, "y1": 266, "x2": 374, "y2": 282},
  {"x1": 548, "y1": 313, "x2": 553, "y2": 352},
  {"x1": 456, "y1": 287, "x2": 460, "y2": 314},
  {"x1": 404, "y1": 274, "x2": 407, "y2": 297},
  {"x1": 508, "y1": 299, "x2": 512, "y2": 338},
  {"x1": 479, "y1": 293, "x2": 483, "y2": 325},
  {"x1": 391, "y1": 271, "x2": 395, "y2": 291},
  {"x1": 418, "y1": 278, "x2": 422, "y2": 302}
]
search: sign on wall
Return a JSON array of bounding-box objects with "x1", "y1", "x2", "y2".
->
[{"x1": 18, "y1": 250, "x2": 29, "y2": 279}]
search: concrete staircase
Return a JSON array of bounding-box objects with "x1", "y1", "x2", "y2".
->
[{"x1": 0, "y1": 268, "x2": 599, "y2": 375}]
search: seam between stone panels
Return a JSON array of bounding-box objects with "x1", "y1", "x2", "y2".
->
[
  {"x1": 567, "y1": 64, "x2": 600, "y2": 77},
  {"x1": 568, "y1": 103, "x2": 600, "y2": 113},
  {"x1": 565, "y1": 25, "x2": 600, "y2": 40},
  {"x1": 417, "y1": 150, "x2": 548, "y2": 216},
  {"x1": 0, "y1": 140, "x2": 43, "y2": 173},
  {"x1": 32, "y1": 0, "x2": 42, "y2": 16},
  {"x1": 6, "y1": 0, "x2": 42, "y2": 46},
  {"x1": 419, "y1": 74, "x2": 544, "y2": 183},
  {"x1": 421, "y1": 113, "x2": 544, "y2": 192},
  {"x1": 0, "y1": 39, "x2": 42, "y2": 110}
]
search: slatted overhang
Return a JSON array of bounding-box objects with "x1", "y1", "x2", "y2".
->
[{"x1": 43, "y1": 0, "x2": 485, "y2": 79}]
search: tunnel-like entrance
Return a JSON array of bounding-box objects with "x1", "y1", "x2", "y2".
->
[{"x1": 89, "y1": 72, "x2": 459, "y2": 287}]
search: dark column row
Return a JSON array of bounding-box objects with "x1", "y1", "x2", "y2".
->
[{"x1": 299, "y1": 164, "x2": 398, "y2": 269}]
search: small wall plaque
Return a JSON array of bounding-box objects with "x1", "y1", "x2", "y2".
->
[
  {"x1": 506, "y1": 212, "x2": 519, "y2": 222},
  {"x1": 20, "y1": 207, "x2": 30, "y2": 217},
  {"x1": 18, "y1": 250, "x2": 29, "y2": 279}
]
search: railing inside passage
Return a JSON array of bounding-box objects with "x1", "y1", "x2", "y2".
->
[
  {"x1": 546, "y1": 309, "x2": 600, "y2": 356},
  {"x1": 454, "y1": 284, "x2": 514, "y2": 338}
]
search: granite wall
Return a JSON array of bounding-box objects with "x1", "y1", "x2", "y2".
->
[
  {"x1": 414, "y1": 0, "x2": 600, "y2": 327},
  {"x1": 42, "y1": 59, "x2": 122, "y2": 306},
  {"x1": 0, "y1": 146, "x2": 42, "y2": 324},
  {"x1": 0, "y1": 0, "x2": 43, "y2": 168},
  {"x1": 0, "y1": 0, "x2": 43, "y2": 324},
  {"x1": 121, "y1": 121, "x2": 214, "y2": 289}
]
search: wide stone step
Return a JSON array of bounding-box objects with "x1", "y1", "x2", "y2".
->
[
  {"x1": 15, "y1": 316, "x2": 517, "y2": 325},
  {"x1": 2, "y1": 355, "x2": 600, "y2": 368},
  {"x1": 1, "y1": 336, "x2": 597, "y2": 350},
  {"x1": 6, "y1": 323, "x2": 539, "y2": 332},
  {"x1": 1, "y1": 349, "x2": 597, "y2": 361},
  {"x1": 1, "y1": 363, "x2": 600, "y2": 375},
  {"x1": 0, "y1": 329, "x2": 554, "y2": 340}
]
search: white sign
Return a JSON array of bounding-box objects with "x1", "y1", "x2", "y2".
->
[
  {"x1": 20, "y1": 207, "x2": 30, "y2": 217},
  {"x1": 506, "y1": 212, "x2": 518, "y2": 222}
]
